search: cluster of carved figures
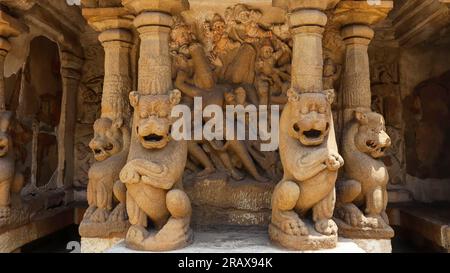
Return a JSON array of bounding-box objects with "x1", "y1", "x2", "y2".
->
[{"x1": 0, "y1": 2, "x2": 395, "y2": 251}]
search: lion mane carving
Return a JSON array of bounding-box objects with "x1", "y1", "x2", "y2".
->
[
  {"x1": 119, "y1": 89, "x2": 192, "y2": 251},
  {"x1": 269, "y1": 89, "x2": 344, "y2": 250},
  {"x1": 79, "y1": 117, "x2": 130, "y2": 237},
  {"x1": 335, "y1": 109, "x2": 394, "y2": 239}
]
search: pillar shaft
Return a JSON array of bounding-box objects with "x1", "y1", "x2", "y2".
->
[
  {"x1": 0, "y1": 11, "x2": 27, "y2": 111},
  {"x1": 82, "y1": 7, "x2": 135, "y2": 121},
  {"x1": 58, "y1": 52, "x2": 83, "y2": 189},
  {"x1": 341, "y1": 25, "x2": 374, "y2": 124},
  {"x1": 334, "y1": 1, "x2": 394, "y2": 125},
  {"x1": 122, "y1": 0, "x2": 189, "y2": 95},
  {"x1": 135, "y1": 13, "x2": 172, "y2": 95},
  {"x1": 280, "y1": 0, "x2": 339, "y2": 93},
  {"x1": 99, "y1": 29, "x2": 133, "y2": 122}
]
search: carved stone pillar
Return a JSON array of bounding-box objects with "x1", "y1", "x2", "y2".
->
[
  {"x1": 269, "y1": 0, "x2": 344, "y2": 251},
  {"x1": 82, "y1": 7, "x2": 134, "y2": 122},
  {"x1": 0, "y1": 11, "x2": 27, "y2": 111},
  {"x1": 118, "y1": 0, "x2": 191, "y2": 252},
  {"x1": 334, "y1": 1, "x2": 393, "y2": 125},
  {"x1": 122, "y1": 0, "x2": 189, "y2": 95},
  {"x1": 333, "y1": 1, "x2": 395, "y2": 243},
  {"x1": 58, "y1": 52, "x2": 83, "y2": 189},
  {"x1": 276, "y1": 0, "x2": 340, "y2": 93},
  {"x1": 78, "y1": 7, "x2": 134, "y2": 241}
]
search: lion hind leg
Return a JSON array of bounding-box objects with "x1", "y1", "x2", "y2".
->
[
  {"x1": 365, "y1": 186, "x2": 388, "y2": 228},
  {"x1": 139, "y1": 190, "x2": 193, "y2": 250},
  {"x1": 313, "y1": 189, "x2": 337, "y2": 236},
  {"x1": 126, "y1": 191, "x2": 147, "y2": 227},
  {"x1": 271, "y1": 181, "x2": 308, "y2": 236}
]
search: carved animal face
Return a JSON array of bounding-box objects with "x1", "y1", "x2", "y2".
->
[
  {"x1": 0, "y1": 111, "x2": 13, "y2": 157},
  {"x1": 89, "y1": 118, "x2": 123, "y2": 162},
  {"x1": 354, "y1": 111, "x2": 391, "y2": 159},
  {"x1": 287, "y1": 89, "x2": 334, "y2": 146},
  {"x1": 130, "y1": 90, "x2": 181, "y2": 150}
]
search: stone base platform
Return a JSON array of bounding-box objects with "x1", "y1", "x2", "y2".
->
[
  {"x1": 81, "y1": 237, "x2": 124, "y2": 253},
  {"x1": 102, "y1": 226, "x2": 391, "y2": 253}
]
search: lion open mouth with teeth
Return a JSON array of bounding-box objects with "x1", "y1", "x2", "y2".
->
[
  {"x1": 288, "y1": 92, "x2": 332, "y2": 146},
  {"x1": 89, "y1": 118, "x2": 123, "y2": 162}
]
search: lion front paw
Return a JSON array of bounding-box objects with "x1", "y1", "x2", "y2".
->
[
  {"x1": 326, "y1": 153, "x2": 344, "y2": 171},
  {"x1": 120, "y1": 165, "x2": 140, "y2": 184},
  {"x1": 336, "y1": 203, "x2": 366, "y2": 227},
  {"x1": 126, "y1": 225, "x2": 148, "y2": 246},
  {"x1": 109, "y1": 203, "x2": 127, "y2": 222},
  {"x1": 0, "y1": 206, "x2": 10, "y2": 219},
  {"x1": 315, "y1": 219, "x2": 338, "y2": 236},
  {"x1": 275, "y1": 211, "x2": 308, "y2": 236},
  {"x1": 366, "y1": 214, "x2": 389, "y2": 229}
]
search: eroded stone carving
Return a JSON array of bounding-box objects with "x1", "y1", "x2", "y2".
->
[
  {"x1": 0, "y1": 111, "x2": 24, "y2": 225},
  {"x1": 269, "y1": 89, "x2": 343, "y2": 250},
  {"x1": 120, "y1": 90, "x2": 192, "y2": 251},
  {"x1": 335, "y1": 109, "x2": 394, "y2": 239},
  {"x1": 79, "y1": 117, "x2": 130, "y2": 238}
]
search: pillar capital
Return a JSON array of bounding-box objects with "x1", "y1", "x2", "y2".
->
[
  {"x1": 334, "y1": 1, "x2": 393, "y2": 27},
  {"x1": 0, "y1": 10, "x2": 27, "y2": 40},
  {"x1": 341, "y1": 24, "x2": 375, "y2": 45},
  {"x1": 82, "y1": 7, "x2": 134, "y2": 33},
  {"x1": 121, "y1": 0, "x2": 189, "y2": 15},
  {"x1": 134, "y1": 11, "x2": 173, "y2": 31},
  {"x1": 273, "y1": 0, "x2": 340, "y2": 12}
]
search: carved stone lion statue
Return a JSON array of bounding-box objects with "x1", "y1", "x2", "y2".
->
[
  {"x1": 335, "y1": 110, "x2": 394, "y2": 239},
  {"x1": 0, "y1": 111, "x2": 24, "y2": 223},
  {"x1": 269, "y1": 89, "x2": 344, "y2": 250},
  {"x1": 119, "y1": 89, "x2": 192, "y2": 251},
  {"x1": 79, "y1": 117, "x2": 130, "y2": 238}
]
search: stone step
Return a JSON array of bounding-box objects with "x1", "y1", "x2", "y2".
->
[
  {"x1": 97, "y1": 226, "x2": 392, "y2": 253},
  {"x1": 395, "y1": 203, "x2": 450, "y2": 252}
]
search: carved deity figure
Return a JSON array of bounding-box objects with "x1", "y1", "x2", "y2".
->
[
  {"x1": 269, "y1": 89, "x2": 343, "y2": 250},
  {"x1": 120, "y1": 90, "x2": 192, "y2": 251},
  {"x1": 0, "y1": 111, "x2": 24, "y2": 224},
  {"x1": 334, "y1": 110, "x2": 394, "y2": 239},
  {"x1": 79, "y1": 117, "x2": 130, "y2": 237}
]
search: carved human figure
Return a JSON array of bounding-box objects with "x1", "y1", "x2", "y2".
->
[
  {"x1": 0, "y1": 111, "x2": 24, "y2": 222},
  {"x1": 335, "y1": 110, "x2": 394, "y2": 238},
  {"x1": 209, "y1": 87, "x2": 268, "y2": 182},
  {"x1": 79, "y1": 117, "x2": 130, "y2": 237},
  {"x1": 120, "y1": 90, "x2": 192, "y2": 251},
  {"x1": 255, "y1": 38, "x2": 291, "y2": 106},
  {"x1": 269, "y1": 89, "x2": 343, "y2": 250}
]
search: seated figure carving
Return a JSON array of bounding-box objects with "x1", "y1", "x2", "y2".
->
[
  {"x1": 269, "y1": 89, "x2": 344, "y2": 250},
  {"x1": 0, "y1": 112, "x2": 24, "y2": 225},
  {"x1": 79, "y1": 117, "x2": 130, "y2": 238},
  {"x1": 334, "y1": 110, "x2": 394, "y2": 239},
  {"x1": 120, "y1": 90, "x2": 192, "y2": 251}
]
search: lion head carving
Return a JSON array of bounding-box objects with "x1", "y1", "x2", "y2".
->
[
  {"x1": 129, "y1": 90, "x2": 182, "y2": 150},
  {"x1": 355, "y1": 110, "x2": 391, "y2": 158},
  {"x1": 353, "y1": 110, "x2": 391, "y2": 159},
  {"x1": 89, "y1": 117, "x2": 124, "y2": 162},
  {"x1": 287, "y1": 89, "x2": 335, "y2": 146},
  {"x1": 0, "y1": 111, "x2": 13, "y2": 158}
]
